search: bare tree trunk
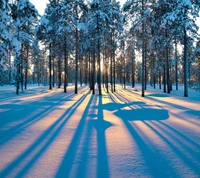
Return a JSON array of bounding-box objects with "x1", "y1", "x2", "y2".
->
[
  {"x1": 166, "y1": 30, "x2": 170, "y2": 94},
  {"x1": 80, "y1": 60, "x2": 82, "y2": 87},
  {"x1": 175, "y1": 40, "x2": 178, "y2": 90},
  {"x1": 97, "y1": 11, "x2": 101, "y2": 95},
  {"x1": 131, "y1": 50, "x2": 135, "y2": 88},
  {"x1": 25, "y1": 46, "x2": 28, "y2": 89},
  {"x1": 144, "y1": 42, "x2": 147, "y2": 90},
  {"x1": 159, "y1": 71, "x2": 161, "y2": 89},
  {"x1": 52, "y1": 57, "x2": 55, "y2": 88},
  {"x1": 123, "y1": 54, "x2": 126, "y2": 89},
  {"x1": 58, "y1": 52, "x2": 61, "y2": 88},
  {"x1": 49, "y1": 43, "x2": 52, "y2": 90},
  {"x1": 75, "y1": 6, "x2": 79, "y2": 94},
  {"x1": 92, "y1": 42, "x2": 95, "y2": 95},
  {"x1": 163, "y1": 63, "x2": 166, "y2": 93},
  {"x1": 141, "y1": 0, "x2": 145, "y2": 97},
  {"x1": 64, "y1": 36, "x2": 68, "y2": 93},
  {"x1": 110, "y1": 37, "x2": 113, "y2": 93},
  {"x1": 184, "y1": 29, "x2": 188, "y2": 97}
]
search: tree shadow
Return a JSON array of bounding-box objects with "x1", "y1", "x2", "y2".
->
[
  {"x1": 104, "y1": 92, "x2": 169, "y2": 121},
  {"x1": 0, "y1": 92, "x2": 74, "y2": 145},
  {"x1": 92, "y1": 95, "x2": 112, "y2": 178},
  {"x1": 75, "y1": 95, "x2": 112, "y2": 178},
  {"x1": 143, "y1": 121, "x2": 200, "y2": 176},
  {"x1": 0, "y1": 91, "x2": 89, "y2": 178},
  {"x1": 0, "y1": 86, "x2": 88, "y2": 145},
  {"x1": 147, "y1": 93, "x2": 170, "y2": 97},
  {"x1": 101, "y1": 92, "x2": 171, "y2": 177},
  {"x1": 115, "y1": 107, "x2": 169, "y2": 121},
  {"x1": 55, "y1": 94, "x2": 94, "y2": 178}
]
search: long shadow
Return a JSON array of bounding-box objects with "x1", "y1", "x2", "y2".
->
[
  {"x1": 0, "y1": 92, "x2": 89, "y2": 178},
  {"x1": 146, "y1": 95, "x2": 200, "y2": 117},
  {"x1": 55, "y1": 93, "x2": 94, "y2": 178},
  {"x1": 0, "y1": 86, "x2": 89, "y2": 145},
  {"x1": 158, "y1": 121, "x2": 200, "y2": 148},
  {"x1": 106, "y1": 92, "x2": 169, "y2": 121},
  {"x1": 0, "y1": 92, "x2": 75, "y2": 145},
  {"x1": 92, "y1": 96, "x2": 112, "y2": 178},
  {"x1": 123, "y1": 89, "x2": 200, "y2": 123},
  {"x1": 152, "y1": 121, "x2": 200, "y2": 157},
  {"x1": 103, "y1": 92, "x2": 171, "y2": 177},
  {"x1": 146, "y1": 93, "x2": 170, "y2": 97},
  {"x1": 143, "y1": 121, "x2": 200, "y2": 176},
  {"x1": 75, "y1": 103, "x2": 96, "y2": 178},
  {"x1": 120, "y1": 114, "x2": 170, "y2": 177},
  {"x1": 126, "y1": 89, "x2": 200, "y2": 118}
]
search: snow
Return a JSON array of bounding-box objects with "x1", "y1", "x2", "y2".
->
[{"x1": 0, "y1": 84, "x2": 200, "y2": 178}]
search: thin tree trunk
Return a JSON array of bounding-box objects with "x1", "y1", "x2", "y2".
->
[
  {"x1": 166, "y1": 30, "x2": 170, "y2": 94},
  {"x1": 110, "y1": 39, "x2": 113, "y2": 93},
  {"x1": 97, "y1": 12, "x2": 101, "y2": 95},
  {"x1": 123, "y1": 54, "x2": 126, "y2": 89},
  {"x1": 49, "y1": 43, "x2": 52, "y2": 90},
  {"x1": 132, "y1": 50, "x2": 135, "y2": 88},
  {"x1": 184, "y1": 29, "x2": 188, "y2": 97},
  {"x1": 92, "y1": 42, "x2": 95, "y2": 95},
  {"x1": 75, "y1": 5, "x2": 79, "y2": 94},
  {"x1": 52, "y1": 57, "x2": 55, "y2": 88},
  {"x1": 141, "y1": 0, "x2": 145, "y2": 97},
  {"x1": 24, "y1": 46, "x2": 28, "y2": 89},
  {"x1": 175, "y1": 40, "x2": 178, "y2": 90},
  {"x1": 64, "y1": 36, "x2": 68, "y2": 93},
  {"x1": 80, "y1": 60, "x2": 82, "y2": 87},
  {"x1": 144, "y1": 42, "x2": 147, "y2": 90},
  {"x1": 163, "y1": 63, "x2": 166, "y2": 93}
]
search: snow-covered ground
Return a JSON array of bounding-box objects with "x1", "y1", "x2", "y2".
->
[{"x1": 0, "y1": 84, "x2": 199, "y2": 178}]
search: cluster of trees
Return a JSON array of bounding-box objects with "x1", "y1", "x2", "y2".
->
[{"x1": 0, "y1": 0, "x2": 199, "y2": 97}]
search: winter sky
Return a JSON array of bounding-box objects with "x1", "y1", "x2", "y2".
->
[{"x1": 30, "y1": 0, "x2": 127, "y2": 15}]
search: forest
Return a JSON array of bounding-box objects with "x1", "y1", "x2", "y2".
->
[
  {"x1": 0, "y1": 0, "x2": 200, "y2": 96},
  {"x1": 1, "y1": 1, "x2": 200, "y2": 177}
]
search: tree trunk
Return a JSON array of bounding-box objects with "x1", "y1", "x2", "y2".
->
[
  {"x1": 166, "y1": 30, "x2": 170, "y2": 94},
  {"x1": 132, "y1": 50, "x2": 135, "y2": 88},
  {"x1": 144, "y1": 42, "x2": 147, "y2": 90},
  {"x1": 74, "y1": 5, "x2": 79, "y2": 93},
  {"x1": 184, "y1": 29, "x2": 188, "y2": 97},
  {"x1": 49, "y1": 43, "x2": 52, "y2": 90},
  {"x1": 123, "y1": 54, "x2": 126, "y2": 89},
  {"x1": 175, "y1": 40, "x2": 178, "y2": 90},
  {"x1": 110, "y1": 41, "x2": 113, "y2": 93},
  {"x1": 163, "y1": 64, "x2": 166, "y2": 93},
  {"x1": 24, "y1": 46, "x2": 28, "y2": 89},
  {"x1": 97, "y1": 12, "x2": 101, "y2": 95},
  {"x1": 52, "y1": 57, "x2": 55, "y2": 88},
  {"x1": 92, "y1": 42, "x2": 95, "y2": 95},
  {"x1": 80, "y1": 61, "x2": 82, "y2": 87},
  {"x1": 159, "y1": 71, "x2": 161, "y2": 89},
  {"x1": 64, "y1": 36, "x2": 68, "y2": 93},
  {"x1": 141, "y1": 0, "x2": 145, "y2": 97}
]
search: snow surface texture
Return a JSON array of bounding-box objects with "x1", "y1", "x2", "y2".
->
[{"x1": 0, "y1": 84, "x2": 200, "y2": 178}]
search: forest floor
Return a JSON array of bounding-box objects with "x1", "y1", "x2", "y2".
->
[{"x1": 0, "y1": 84, "x2": 200, "y2": 178}]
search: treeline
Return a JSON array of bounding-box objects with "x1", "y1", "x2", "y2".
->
[{"x1": 0, "y1": 0, "x2": 199, "y2": 96}]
